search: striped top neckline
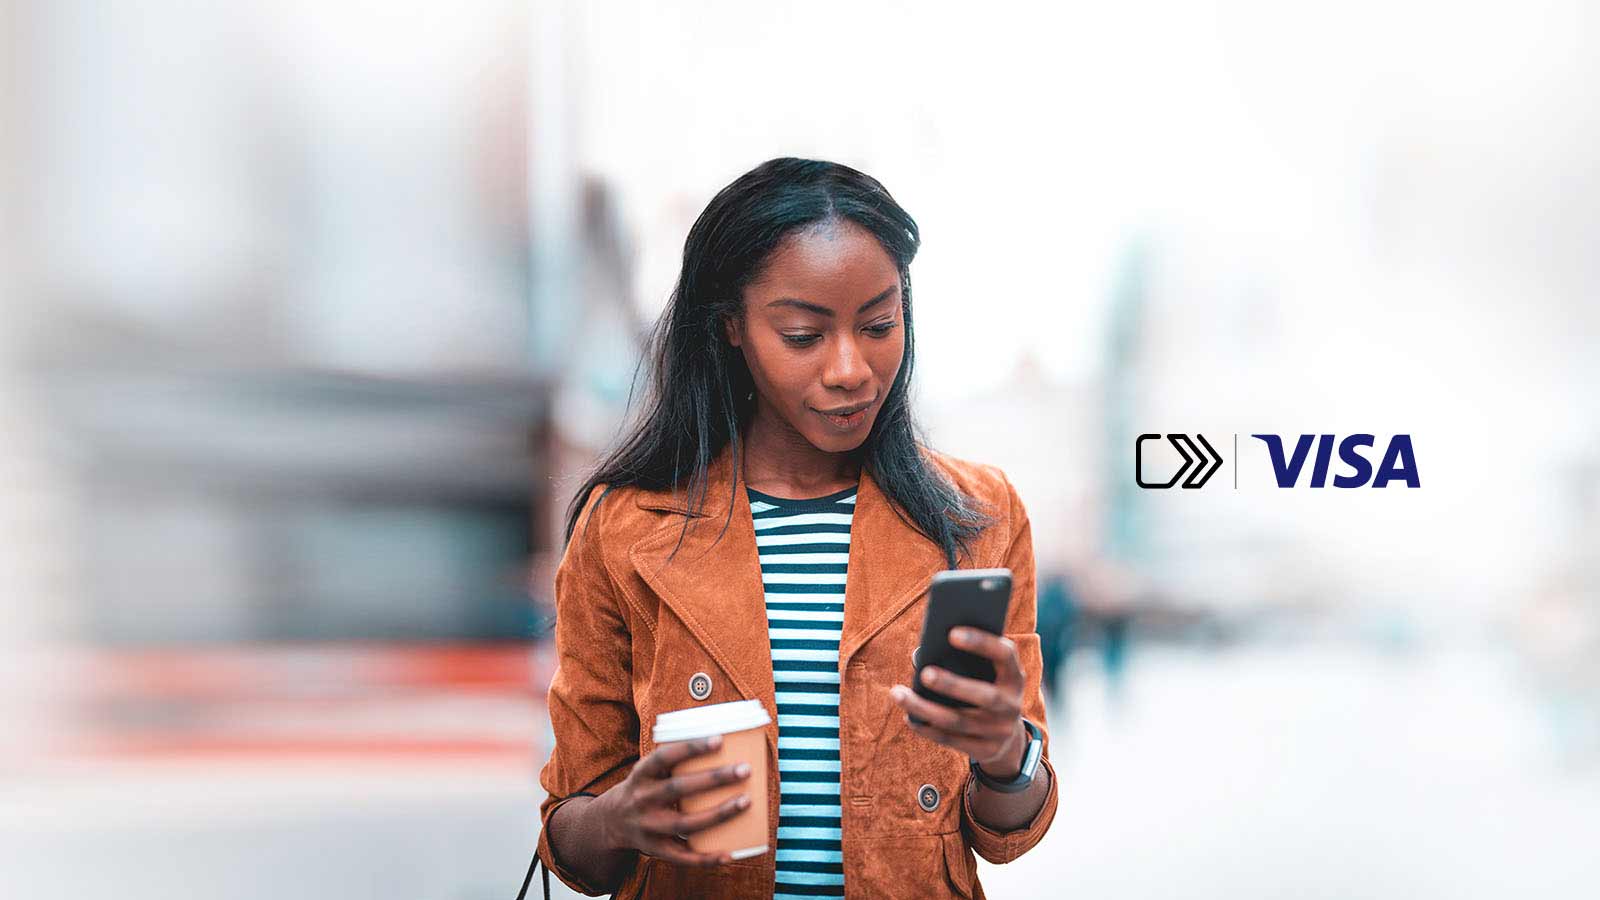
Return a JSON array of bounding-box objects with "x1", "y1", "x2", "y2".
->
[{"x1": 746, "y1": 483, "x2": 860, "y2": 509}]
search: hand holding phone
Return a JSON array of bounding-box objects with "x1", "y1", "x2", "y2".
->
[
  {"x1": 911, "y1": 568, "x2": 1012, "y2": 712},
  {"x1": 892, "y1": 568, "x2": 1033, "y2": 774}
]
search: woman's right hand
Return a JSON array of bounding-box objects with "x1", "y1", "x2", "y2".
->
[{"x1": 593, "y1": 734, "x2": 754, "y2": 866}]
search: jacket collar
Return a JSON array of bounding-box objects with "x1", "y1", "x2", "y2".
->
[{"x1": 628, "y1": 443, "x2": 948, "y2": 705}]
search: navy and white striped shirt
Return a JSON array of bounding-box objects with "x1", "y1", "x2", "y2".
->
[{"x1": 748, "y1": 484, "x2": 856, "y2": 900}]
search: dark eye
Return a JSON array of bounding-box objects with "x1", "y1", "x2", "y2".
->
[
  {"x1": 865, "y1": 320, "x2": 898, "y2": 337},
  {"x1": 781, "y1": 333, "x2": 822, "y2": 347}
]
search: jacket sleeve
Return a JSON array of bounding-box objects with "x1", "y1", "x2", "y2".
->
[
  {"x1": 959, "y1": 470, "x2": 1060, "y2": 863},
  {"x1": 535, "y1": 487, "x2": 641, "y2": 895}
]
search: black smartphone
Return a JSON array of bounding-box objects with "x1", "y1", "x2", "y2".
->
[{"x1": 911, "y1": 568, "x2": 1012, "y2": 716}]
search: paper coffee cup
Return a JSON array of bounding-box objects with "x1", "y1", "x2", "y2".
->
[{"x1": 652, "y1": 699, "x2": 771, "y2": 860}]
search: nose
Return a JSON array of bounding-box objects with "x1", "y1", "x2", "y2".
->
[{"x1": 821, "y1": 333, "x2": 870, "y2": 393}]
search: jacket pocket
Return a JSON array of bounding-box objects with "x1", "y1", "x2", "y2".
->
[
  {"x1": 853, "y1": 833, "x2": 970, "y2": 899},
  {"x1": 941, "y1": 829, "x2": 976, "y2": 899},
  {"x1": 633, "y1": 856, "x2": 770, "y2": 899}
]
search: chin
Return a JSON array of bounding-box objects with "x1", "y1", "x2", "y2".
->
[
  {"x1": 803, "y1": 423, "x2": 874, "y2": 455},
  {"x1": 810, "y1": 435, "x2": 867, "y2": 454}
]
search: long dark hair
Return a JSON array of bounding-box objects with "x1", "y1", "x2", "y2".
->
[{"x1": 563, "y1": 157, "x2": 991, "y2": 566}]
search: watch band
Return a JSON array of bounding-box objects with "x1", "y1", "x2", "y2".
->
[{"x1": 969, "y1": 718, "x2": 1043, "y2": 793}]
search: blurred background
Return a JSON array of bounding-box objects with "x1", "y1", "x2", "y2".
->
[{"x1": 2, "y1": 1, "x2": 1597, "y2": 897}]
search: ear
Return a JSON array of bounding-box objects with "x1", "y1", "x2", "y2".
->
[{"x1": 723, "y1": 312, "x2": 744, "y2": 348}]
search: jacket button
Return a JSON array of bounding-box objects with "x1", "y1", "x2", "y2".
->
[
  {"x1": 688, "y1": 672, "x2": 713, "y2": 701},
  {"x1": 917, "y1": 783, "x2": 940, "y2": 812}
]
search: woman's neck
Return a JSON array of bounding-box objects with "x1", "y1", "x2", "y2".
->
[{"x1": 740, "y1": 410, "x2": 861, "y2": 498}]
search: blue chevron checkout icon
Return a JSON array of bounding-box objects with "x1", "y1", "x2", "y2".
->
[{"x1": 1136, "y1": 433, "x2": 1224, "y2": 489}]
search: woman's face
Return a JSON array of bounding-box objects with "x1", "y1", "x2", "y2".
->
[{"x1": 727, "y1": 219, "x2": 906, "y2": 454}]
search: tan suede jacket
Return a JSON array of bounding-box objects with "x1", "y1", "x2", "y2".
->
[{"x1": 536, "y1": 444, "x2": 1058, "y2": 898}]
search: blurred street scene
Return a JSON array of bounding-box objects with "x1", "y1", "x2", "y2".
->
[{"x1": 3, "y1": 1, "x2": 1598, "y2": 897}]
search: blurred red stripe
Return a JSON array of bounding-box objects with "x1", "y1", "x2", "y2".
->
[
  {"x1": 78, "y1": 738, "x2": 542, "y2": 761},
  {"x1": 60, "y1": 643, "x2": 559, "y2": 762},
  {"x1": 80, "y1": 643, "x2": 555, "y2": 699}
]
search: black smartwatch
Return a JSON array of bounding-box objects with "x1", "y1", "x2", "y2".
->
[{"x1": 969, "y1": 718, "x2": 1043, "y2": 793}]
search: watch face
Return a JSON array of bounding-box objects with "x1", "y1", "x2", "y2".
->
[
  {"x1": 1019, "y1": 738, "x2": 1041, "y2": 778},
  {"x1": 1019, "y1": 720, "x2": 1043, "y2": 778}
]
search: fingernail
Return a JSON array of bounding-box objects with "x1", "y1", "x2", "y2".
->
[
  {"x1": 951, "y1": 628, "x2": 969, "y2": 645},
  {"x1": 921, "y1": 668, "x2": 938, "y2": 686},
  {"x1": 735, "y1": 762, "x2": 751, "y2": 777},
  {"x1": 738, "y1": 794, "x2": 751, "y2": 809},
  {"x1": 890, "y1": 685, "x2": 905, "y2": 701},
  {"x1": 706, "y1": 734, "x2": 722, "y2": 749}
]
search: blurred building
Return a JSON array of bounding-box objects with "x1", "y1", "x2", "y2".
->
[{"x1": 9, "y1": 0, "x2": 654, "y2": 638}]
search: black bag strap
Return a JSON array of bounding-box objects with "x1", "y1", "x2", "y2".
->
[{"x1": 515, "y1": 847, "x2": 551, "y2": 900}]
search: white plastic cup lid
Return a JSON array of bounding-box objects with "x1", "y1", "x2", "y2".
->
[{"x1": 652, "y1": 699, "x2": 771, "y2": 744}]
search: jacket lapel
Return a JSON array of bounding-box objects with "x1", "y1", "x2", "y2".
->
[
  {"x1": 838, "y1": 464, "x2": 948, "y2": 667},
  {"x1": 628, "y1": 446, "x2": 774, "y2": 705}
]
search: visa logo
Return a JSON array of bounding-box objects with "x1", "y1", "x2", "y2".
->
[{"x1": 1249, "y1": 434, "x2": 1420, "y2": 488}]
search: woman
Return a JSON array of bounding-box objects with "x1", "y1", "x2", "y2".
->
[{"x1": 532, "y1": 158, "x2": 1058, "y2": 899}]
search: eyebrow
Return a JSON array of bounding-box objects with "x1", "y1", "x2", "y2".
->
[{"x1": 765, "y1": 285, "x2": 898, "y2": 317}]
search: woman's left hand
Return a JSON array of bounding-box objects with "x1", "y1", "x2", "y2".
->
[{"x1": 889, "y1": 627, "x2": 1027, "y2": 778}]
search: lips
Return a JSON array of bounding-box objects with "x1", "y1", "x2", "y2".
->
[
  {"x1": 814, "y1": 399, "x2": 875, "y2": 431},
  {"x1": 817, "y1": 401, "x2": 872, "y2": 417}
]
